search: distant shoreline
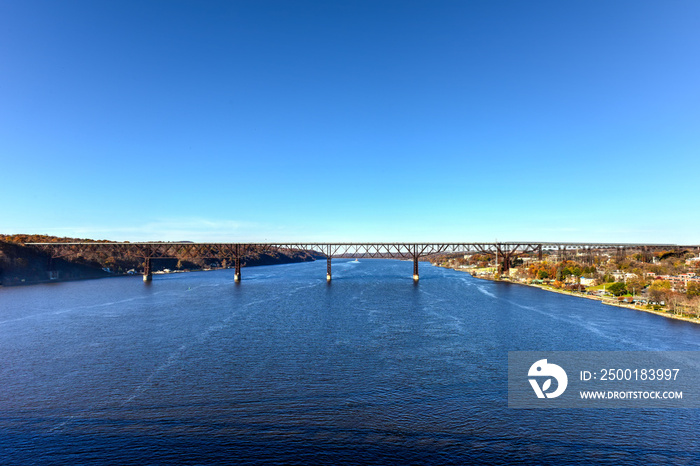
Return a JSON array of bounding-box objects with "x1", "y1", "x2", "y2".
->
[
  {"x1": 450, "y1": 268, "x2": 700, "y2": 326},
  {"x1": 0, "y1": 239, "x2": 319, "y2": 287},
  {"x1": 0, "y1": 261, "x2": 311, "y2": 288}
]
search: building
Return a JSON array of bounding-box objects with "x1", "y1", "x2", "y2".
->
[
  {"x1": 580, "y1": 277, "x2": 596, "y2": 286},
  {"x1": 611, "y1": 271, "x2": 638, "y2": 282}
]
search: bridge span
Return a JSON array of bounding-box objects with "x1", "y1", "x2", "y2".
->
[{"x1": 25, "y1": 241, "x2": 696, "y2": 283}]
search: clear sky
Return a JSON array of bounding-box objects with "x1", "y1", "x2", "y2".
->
[{"x1": 1, "y1": 1, "x2": 698, "y2": 243}]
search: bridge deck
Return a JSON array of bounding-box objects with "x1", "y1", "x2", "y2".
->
[{"x1": 23, "y1": 241, "x2": 697, "y2": 283}]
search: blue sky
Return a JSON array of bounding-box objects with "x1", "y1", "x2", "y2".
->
[{"x1": 1, "y1": 1, "x2": 698, "y2": 243}]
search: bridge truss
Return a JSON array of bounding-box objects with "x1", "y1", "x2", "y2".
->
[{"x1": 25, "y1": 241, "x2": 694, "y2": 283}]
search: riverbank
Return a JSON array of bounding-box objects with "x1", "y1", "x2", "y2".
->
[
  {"x1": 449, "y1": 267, "x2": 700, "y2": 325},
  {"x1": 0, "y1": 240, "x2": 320, "y2": 287}
]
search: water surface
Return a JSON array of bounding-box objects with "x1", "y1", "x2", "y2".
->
[{"x1": 1, "y1": 260, "x2": 699, "y2": 464}]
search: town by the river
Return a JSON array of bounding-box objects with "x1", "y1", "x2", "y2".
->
[{"x1": 1, "y1": 260, "x2": 699, "y2": 464}]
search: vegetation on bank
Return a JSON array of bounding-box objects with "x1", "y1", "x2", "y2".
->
[
  {"x1": 0, "y1": 235, "x2": 319, "y2": 286},
  {"x1": 0, "y1": 241, "x2": 111, "y2": 285},
  {"x1": 431, "y1": 249, "x2": 700, "y2": 320},
  {"x1": 0, "y1": 234, "x2": 111, "y2": 244}
]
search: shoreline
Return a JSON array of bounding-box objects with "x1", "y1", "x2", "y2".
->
[
  {"x1": 450, "y1": 267, "x2": 700, "y2": 325},
  {"x1": 0, "y1": 261, "x2": 309, "y2": 288}
]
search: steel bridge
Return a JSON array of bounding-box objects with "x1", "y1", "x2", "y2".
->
[{"x1": 25, "y1": 241, "x2": 696, "y2": 283}]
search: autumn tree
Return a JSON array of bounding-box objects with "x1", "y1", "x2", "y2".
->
[
  {"x1": 690, "y1": 298, "x2": 700, "y2": 317},
  {"x1": 648, "y1": 280, "x2": 672, "y2": 304},
  {"x1": 626, "y1": 277, "x2": 646, "y2": 296},
  {"x1": 687, "y1": 282, "x2": 700, "y2": 298}
]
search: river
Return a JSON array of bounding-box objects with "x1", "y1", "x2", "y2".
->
[{"x1": 1, "y1": 260, "x2": 698, "y2": 464}]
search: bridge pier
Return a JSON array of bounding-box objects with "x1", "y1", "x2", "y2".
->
[
  {"x1": 494, "y1": 244, "x2": 508, "y2": 275},
  {"x1": 47, "y1": 256, "x2": 58, "y2": 280},
  {"x1": 413, "y1": 256, "x2": 419, "y2": 282},
  {"x1": 143, "y1": 258, "x2": 152, "y2": 282},
  {"x1": 499, "y1": 252, "x2": 511, "y2": 274},
  {"x1": 233, "y1": 244, "x2": 241, "y2": 282},
  {"x1": 616, "y1": 246, "x2": 626, "y2": 263},
  {"x1": 234, "y1": 256, "x2": 241, "y2": 282},
  {"x1": 326, "y1": 256, "x2": 332, "y2": 282}
]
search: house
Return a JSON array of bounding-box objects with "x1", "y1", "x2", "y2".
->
[
  {"x1": 686, "y1": 256, "x2": 700, "y2": 265},
  {"x1": 611, "y1": 271, "x2": 638, "y2": 282},
  {"x1": 580, "y1": 277, "x2": 596, "y2": 286}
]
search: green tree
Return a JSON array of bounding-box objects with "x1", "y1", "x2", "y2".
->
[{"x1": 607, "y1": 282, "x2": 627, "y2": 296}]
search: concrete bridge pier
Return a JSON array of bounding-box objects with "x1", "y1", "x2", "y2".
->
[
  {"x1": 233, "y1": 244, "x2": 242, "y2": 282},
  {"x1": 234, "y1": 256, "x2": 241, "y2": 282},
  {"x1": 143, "y1": 258, "x2": 152, "y2": 282}
]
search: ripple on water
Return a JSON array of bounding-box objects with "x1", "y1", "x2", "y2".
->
[{"x1": 0, "y1": 260, "x2": 699, "y2": 464}]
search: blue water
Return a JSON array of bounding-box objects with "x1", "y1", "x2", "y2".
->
[{"x1": 1, "y1": 260, "x2": 699, "y2": 464}]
